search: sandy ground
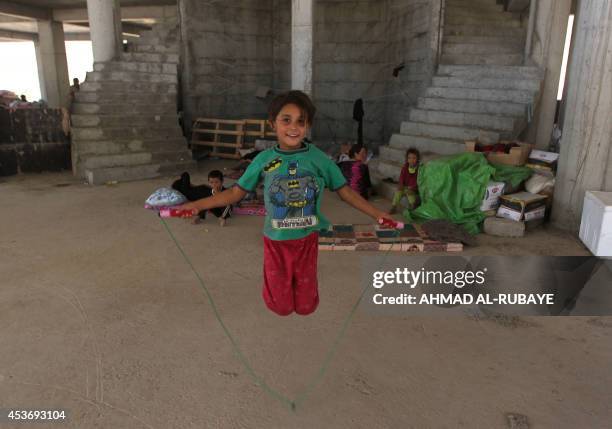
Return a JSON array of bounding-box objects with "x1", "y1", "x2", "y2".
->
[{"x1": 0, "y1": 163, "x2": 610, "y2": 429}]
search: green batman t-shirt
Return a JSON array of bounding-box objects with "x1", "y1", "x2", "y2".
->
[{"x1": 237, "y1": 143, "x2": 347, "y2": 241}]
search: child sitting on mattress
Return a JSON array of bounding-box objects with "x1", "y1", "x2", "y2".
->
[{"x1": 174, "y1": 90, "x2": 391, "y2": 316}]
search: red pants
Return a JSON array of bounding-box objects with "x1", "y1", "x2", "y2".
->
[{"x1": 262, "y1": 232, "x2": 319, "y2": 316}]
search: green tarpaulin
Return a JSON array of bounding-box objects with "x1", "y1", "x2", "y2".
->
[{"x1": 402, "y1": 153, "x2": 533, "y2": 234}]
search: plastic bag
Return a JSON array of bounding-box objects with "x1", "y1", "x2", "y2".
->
[
  {"x1": 525, "y1": 173, "x2": 555, "y2": 194},
  {"x1": 145, "y1": 187, "x2": 187, "y2": 208}
]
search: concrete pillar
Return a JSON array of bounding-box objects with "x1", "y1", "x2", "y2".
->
[
  {"x1": 86, "y1": 0, "x2": 122, "y2": 62},
  {"x1": 291, "y1": 0, "x2": 313, "y2": 94},
  {"x1": 526, "y1": 0, "x2": 572, "y2": 149},
  {"x1": 35, "y1": 20, "x2": 70, "y2": 108},
  {"x1": 552, "y1": 0, "x2": 612, "y2": 230}
]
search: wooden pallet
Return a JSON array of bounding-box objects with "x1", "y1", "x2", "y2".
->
[
  {"x1": 191, "y1": 118, "x2": 246, "y2": 160},
  {"x1": 243, "y1": 119, "x2": 276, "y2": 146},
  {"x1": 191, "y1": 118, "x2": 276, "y2": 159}
]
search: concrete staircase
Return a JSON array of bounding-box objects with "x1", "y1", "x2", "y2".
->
[
  {"x1": 375, "y1": 0, "x2": 543, "y2": 199},
  {"x1": 71, "y1": 18, "x2": 194, "y2": 185}
]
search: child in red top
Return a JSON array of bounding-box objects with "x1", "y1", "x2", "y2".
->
[{"x1": 390, "y1": 148, "x2": 420, "y2": 214}]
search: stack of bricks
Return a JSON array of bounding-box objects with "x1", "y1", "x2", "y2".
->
[{"x1": 318, "y1": 224, "x2": 463, "y2": 253}]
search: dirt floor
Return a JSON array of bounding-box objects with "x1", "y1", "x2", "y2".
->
[{"x1": 0, "y1": 162, "x2": 610, "y2": 429}]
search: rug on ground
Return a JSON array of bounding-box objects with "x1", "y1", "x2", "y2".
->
[{"x1": 319, "y1": 223, "x2": 463, "y2": 252}]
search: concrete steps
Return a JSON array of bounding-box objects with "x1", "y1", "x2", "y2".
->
[
  {"x1": 432, "y1": 76, "x2": 541, "y2": 91},
  {"x1": 129, "y1": 43, "x2": 178, "y2": 54},
  {"x1": 445, "y1": 25, "x2": 526, "y2": 38},
  {"x1": 74, "y1": 91, "x2": 177, "y2": 105},
  {"x1": 445, "y1": 15, "x2": 523, "y2": 28},
  {"x1": 71, "y1": 20, "x2": 189, "y2": 185},
  {"x1": 409, "y1": 109, "x2": 516, "y2": 132},
  {"x1": 85, "y1": 70, "x2": 177, "y2": 84},
  {"x1": 93, "y1": 61, "x2": 177, "y2": 75},
  {"x1": 437, "y1": 64, "x2": 542, "y2": 79},
  {"x1": 400, "y1": 121, "x2": 500, "y2": 143},
  {"x1": 446, "y1": 0, "x2": 505, "y2": 12},
  {"x1": 81, "y1": 149, "x2": 191, "y2": 171},
  {"x1": 84, "y1": 160, "x2": 195, "y2": 186},
  {"x1": 425, "y1": 86, "x2": 536, "y2": 104},
  {"x1": 72, "y1": 102, "x2": 176, "y2": 116},
  {"x1": 72, "y1": 125, "x2": 184, "y2": 142},
  {"x1": 75, "y1": 138, "x2": 188, "y2": 156},
  {"x1": 374, "y1": 0, "x2": 543, "y2": 189},
  {"x1": 387, "y1": 133, "x2": 466, "y2": 154},
  {"x1": 445, "y1": 6, "x2": 520, "y2": 20},
  {"x1": 418, "y1": 96, "x2": 526, "y2": 116},
  {"x1": 120, "y1": 52, "x2": 179, "y2": 64},
  {"x1": 442, "y1": 43, "x2": 522, "y2": 55},
  {"x1": 71, "y1": 114, "x2": 179, "y2": 128},
  {"x1": 443, "y1": 35, "x2": 525, "y2": 46},
  {"x1": 440, "y1": 53, "x2": 524, "y2": 66},
  {"x1": 79, "y1": 81, "x2": 178, "y2": 94}
]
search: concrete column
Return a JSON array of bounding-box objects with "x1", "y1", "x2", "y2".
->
[
  {"x1": 86, "y1": 0, "x2": 122, "y2": 62},
  {"x1": 291, "y1": 0, "x2": 313, "y2": 94},
  {"x1": 525, "y1": 0, "x2": 572, "y2": 149},
  {"x1": 552, "y1": 0, "x2": 612, "y2": 230},
  {"x1": 35, "y1": 20, "x2": 70, "y2": 108}
]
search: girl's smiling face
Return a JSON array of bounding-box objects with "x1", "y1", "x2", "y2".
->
[{"x1": 270, "y1": 103, "x2": 309, "y2": 151}]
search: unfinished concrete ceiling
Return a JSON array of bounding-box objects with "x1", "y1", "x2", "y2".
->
[{"x1": 0, "y1": 0, "x2": 176, "y2": 41}]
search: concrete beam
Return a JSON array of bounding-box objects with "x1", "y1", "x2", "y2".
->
[
  {"x1": 52, "y1": 5, "x2": 176, "y2": 23},
  {"x1": 70, "y1": 21, "x2": 151, "y2": 37},
  {"x1": 0, "y1": 28, "x2": 37, "y2": 41},
  {"x1": 0, "y1": 1, "x2": 50, "y2": 20}
]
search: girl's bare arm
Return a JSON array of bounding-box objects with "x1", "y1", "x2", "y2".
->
[{"x1": 176, "y1": 186, "x2": 247, "y2": 215}]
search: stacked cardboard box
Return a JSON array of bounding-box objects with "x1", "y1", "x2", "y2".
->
[{"x1": 497, "y1": 192, "x2": 548, "y2": 222}]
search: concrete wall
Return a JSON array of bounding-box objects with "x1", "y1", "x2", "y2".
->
[
  {"x1": 272, "y1": 0, "x2": 292, "y2": 94},
  {"x1": 310, "y1": 0, "x2": 440, "y2": 153},
  {"x1": 178, "y1": 0, "x2": 275, "y2": 133},
  {"x1": 384, "y1": 0, "x2": 440, "y2": 145},
  {"x1": 310, "y1": 0, "x2": 388, "y2": 152},
  {"x1": 179, "y1": 0, "x2": 440, "y2": 153}
]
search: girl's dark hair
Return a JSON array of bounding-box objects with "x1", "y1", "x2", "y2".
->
[
  {"x1": 406, "y1": 148, "x2": 420, "y2": 160},
  {"x1": 268, "y1": 90, "x2": 316, "y2": 124},
  {"x1": 349, "y1": 143, "x2": 365, "y2": 159}
]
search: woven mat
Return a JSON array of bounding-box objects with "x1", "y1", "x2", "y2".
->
[
  {"x1": 233, "y1": 201, "x2": 266, "y2": 216},
  {"x1": 319, "y1": 223, "x2": 463, "y2": 253}
]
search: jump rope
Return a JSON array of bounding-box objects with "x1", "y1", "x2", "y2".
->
[{"x1": 159, "y1": 212, "x2": 402, "y2": 412}]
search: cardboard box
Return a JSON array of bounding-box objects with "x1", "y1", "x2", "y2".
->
[
  {"x1": 496, "y1": 192, "x2": 548, "y2": 222},
  {"x1": 465, "y1": 141, "x2": 533, "y2": 166},
  {"x1": 526, "y1": 149, "x2": 559, "y2": 177},
  {"x1": 480, "y1": 181, "x2": 506, "y2": 211}
]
